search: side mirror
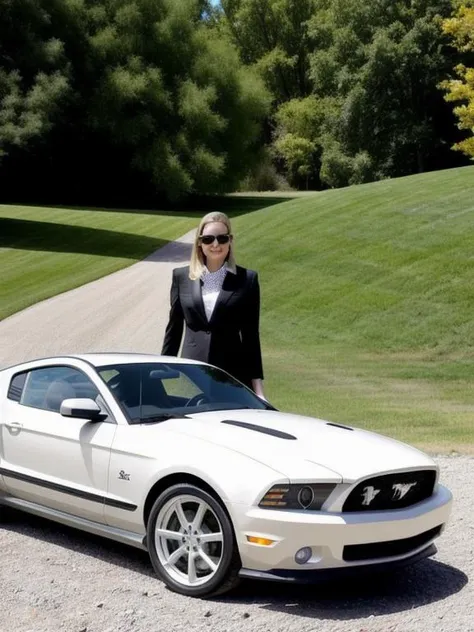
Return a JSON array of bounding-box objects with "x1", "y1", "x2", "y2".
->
[{"x1": 60, "y1": 398, "x2": 107, "y2": 422}]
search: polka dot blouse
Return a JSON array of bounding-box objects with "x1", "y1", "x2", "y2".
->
[{"x1": 201, "y1": 264, "x2": 228, "y2": 321}]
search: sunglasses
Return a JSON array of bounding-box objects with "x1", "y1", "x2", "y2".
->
[{"x1": 199, "y1": 233, "x2": 231, "y2": 245}]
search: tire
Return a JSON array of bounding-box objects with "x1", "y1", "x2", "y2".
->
[
  {"x1": 147, "y1": 483, "x2": 241, "y2": 597},
  {"x1": 0, "y1": 502, "x2": 10, "y2": 522}
]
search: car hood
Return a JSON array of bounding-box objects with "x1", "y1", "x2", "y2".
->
[{"x1": 166, "y1": 409, "x2": 436, "y2": 482}]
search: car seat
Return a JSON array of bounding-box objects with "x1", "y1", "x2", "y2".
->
[{"x1": 44, "y1": 380, "x2": 77, "y2": 413}]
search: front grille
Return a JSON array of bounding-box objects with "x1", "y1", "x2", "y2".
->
[
  {"x1": 343, "y1": 525, "x2": 443, "y2": 561},
  {"x1": 343, "y1": 470, "x2": 436, "y2": 512}
]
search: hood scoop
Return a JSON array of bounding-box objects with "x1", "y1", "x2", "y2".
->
[{"x1": 221, "y1": 419, "x2": 297, "y2": 440}]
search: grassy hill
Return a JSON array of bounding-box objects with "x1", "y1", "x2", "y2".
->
[
  {"x1": 1, "y1": 167, "x2": 473, "y2": 451},
  {"x1": 231, "y1": 166, "x2": 474, "y2": 451}
]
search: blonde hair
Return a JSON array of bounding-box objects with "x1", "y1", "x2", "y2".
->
[{"x1": 189, "y1": 212, "x2": 236, "y2": 280}]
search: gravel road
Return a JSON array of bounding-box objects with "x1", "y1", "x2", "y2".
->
[
  {"x1": 0, "y1": 235, "x2": 472, "y2": 632},
  {"x1": 1, "y1": 455, "x2": 472, "y2": 632}
]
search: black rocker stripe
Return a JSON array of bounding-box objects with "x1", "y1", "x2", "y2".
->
[
  {"x1": 0, "y1": 467, "x2": 137, "y2": 512},
  {"x1": 221, "y1": 419, "x2": 297, "y2": 440}
]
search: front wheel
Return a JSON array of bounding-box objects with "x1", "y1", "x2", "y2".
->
[
  {"x1": 0, "y1": 502, "x2": 10, "y2": 522},
  {"x1": 147, "y1": 484, "x2": 241, "y2": 597}
]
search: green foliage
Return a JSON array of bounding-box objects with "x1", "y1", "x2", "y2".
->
[
  {"x1": 0, "y1": 0, "x2": 71, "y2": 162},
  {"x1": 0, "y1": 0, "x2": 270, "y2": 201},
  {"x1": 221, "y1": 0, "x2": 466, "y2": 190},
  {"x1": 440, "y1": 1, "x2": 474, "y2": 158},
  {"x1": 273, "y1": 95, "x2": 340, "y2": 187},
  {"x1": 221, "y1": 0, "x2": 316, "y2": 100},
  {"x1": 1, "y1": 0, "x2": 470, "y2": 199},
  {"x1": 306, "y1": 0, "x2": 459, "y2": 186},
  {"x1": 238, "y1": 147, "x2": 292, "y2": 190},
  {"x1": 84, "y1": 0, "x2": 271, "y2": 198},
  {"x1": 273, "y1": 133, "x2": 315, "y2": 186}
]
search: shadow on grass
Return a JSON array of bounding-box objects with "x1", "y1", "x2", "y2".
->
[
  {"x1": 37, "y1": 195, "x2": 294, "y2": 217},
  {"x1": 0, "y1": 194, "x2": 291, "y2": 258},
  {"x1": 191, "y1": 195, "x2": 297, "y2": 213},
  {"x1": 5, "y1": 195, "x2": 294, "y2": 218},
  {"x1": 4, "y1": 509, "x2": 468, "y2": 618},
  {"x1": 0, "y1": 218, "x2": 171, "y2": 259}
]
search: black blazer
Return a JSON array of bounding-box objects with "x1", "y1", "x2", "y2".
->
[{"x1": 161, "y1": 265, "x2": 263, "y2": 386}]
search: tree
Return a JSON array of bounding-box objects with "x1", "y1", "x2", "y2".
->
[
  {"x1": 218, "y1": 0, "x2": 466, "y2": 190},
  {"x1": 0, "y1": 0, "x2": 270, "y2": 202},
  {"x1": 440, "y1": 1, "x2": 474, "y2": 157},
  {"x1": 0, "y1": 0, "x2": 70, "y2": 163},
  {"x1": 305, "y1": 0, "x2": 461, "y2": 186},
  {"x1": 220, "y1": 0, "x2": 316, "y2": 101},
  {"x1": 84, "y1": 0, "x2": 270, "y2": 199},
  {"x1": 272, "y1": 95, "x2": 339, "y2": 188}
]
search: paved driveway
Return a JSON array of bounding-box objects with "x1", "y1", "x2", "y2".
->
[{"x1": 0, "y1": 231, "x2": 195, "y2": 368}]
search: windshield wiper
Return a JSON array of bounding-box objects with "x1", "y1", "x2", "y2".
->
[{"x1": 133, "y1": 413, "x2": 191, "y2": 424}]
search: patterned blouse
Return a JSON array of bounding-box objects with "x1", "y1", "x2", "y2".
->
[{"x1": 201, "y1": 264, "x2": 230, "y2": 321}]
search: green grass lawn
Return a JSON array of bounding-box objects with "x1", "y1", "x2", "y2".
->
[
  {"x1": 0, "y1": 205, "x2": 204, "y2": 319},
  {"x1": 0, "y1": 197, "x2": 289, "y2": 319},
  {"x1": 231, "y1": 166, "x2": 474, "y2": 454},
  {"x1": 1, "y1": 168, "x2": 474, "y2": 453}
]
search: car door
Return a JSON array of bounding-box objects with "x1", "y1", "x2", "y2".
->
[{"x1": 1, "y1": 364, "x2": 116, "y2": 523}]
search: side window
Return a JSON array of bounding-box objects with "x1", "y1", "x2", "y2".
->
[
  {"x1": 20, "y1": 366, "x2": 99, "y2": 413},
  {"x1": 7, "y1": 372, "x2": 28, "y2": 402}
]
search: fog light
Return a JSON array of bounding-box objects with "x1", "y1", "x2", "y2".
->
[{"x1": 295, "y1": 546, "x2": 312, "y2": 564}]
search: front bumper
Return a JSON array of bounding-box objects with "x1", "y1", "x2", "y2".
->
[
  {"x1": 239, "y1": 543, "x2": 437, "y2": 583},
  {"x1": 229, "y1": 483, "x2": 452, "y2": 574}
]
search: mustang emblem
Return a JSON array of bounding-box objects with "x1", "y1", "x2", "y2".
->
[
  {"x1": 361, "y1": 486, "x2": 380, "y2": 506},
  {"x1": 118, "y1": 470, "x2": 130, "y2": 481},
  {"x1": 392, "y1": 482, "x2": 417, "y2": 500}
]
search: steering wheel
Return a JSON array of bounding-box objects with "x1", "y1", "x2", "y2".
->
[
  {"x1": 108, "y1": 375, "x2": 128, "y2": 403},
  {"x1": 108, "y1": 375, "x2": 122, "y2": 393},
  {"x1": 185, "y1": 394, "x2": 210, "y2": 407}
]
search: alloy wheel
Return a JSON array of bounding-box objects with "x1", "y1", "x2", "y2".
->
[{"x1": 154, "y1": 494, "x2": 224, "y2": 587}]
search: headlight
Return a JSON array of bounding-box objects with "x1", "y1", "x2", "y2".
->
[{"x1": 259, "y1": 483, "x2": 336, "y2": 510}]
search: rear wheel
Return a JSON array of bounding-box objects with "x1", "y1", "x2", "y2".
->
[{"x1": 147, "y1": 484, "x2": 241, "y2": 597}]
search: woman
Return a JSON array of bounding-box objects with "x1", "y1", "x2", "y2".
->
[{"x1": 161, "y1": 211, "x2": 265, "y2": 399}]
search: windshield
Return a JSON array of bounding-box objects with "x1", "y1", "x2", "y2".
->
[{"x1": 97, "y1": 362, "x2": 272, "y2": 423}]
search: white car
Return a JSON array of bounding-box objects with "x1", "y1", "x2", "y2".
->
[{"x1": 0, "y1": 353, "x2": 452, "y2": 597}]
